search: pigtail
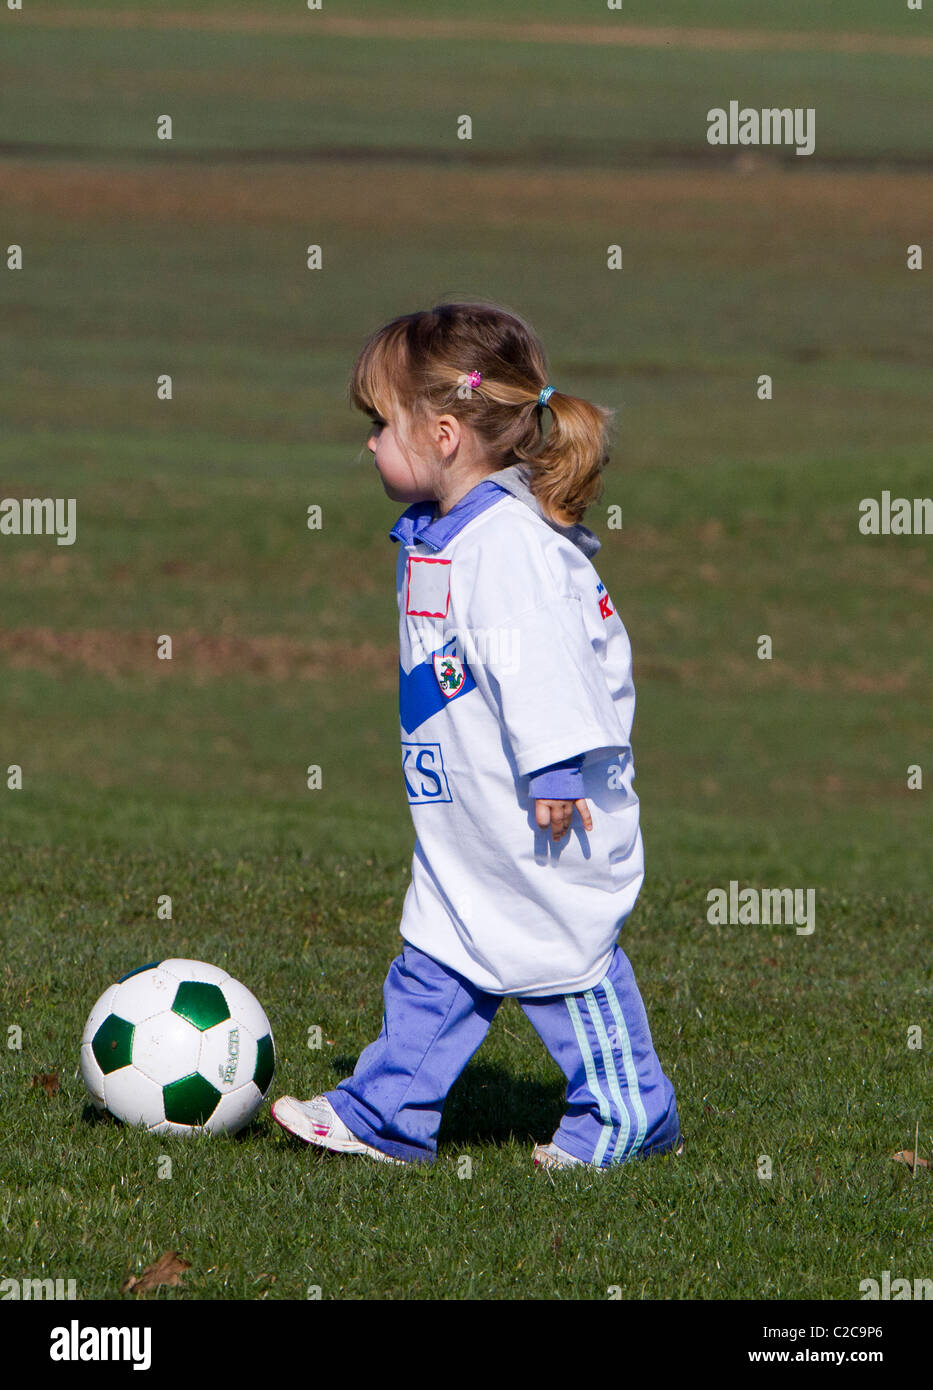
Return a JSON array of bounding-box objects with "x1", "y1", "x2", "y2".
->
[{"x1": 513, "y1": 390, "x2": 614, "y2": 529}]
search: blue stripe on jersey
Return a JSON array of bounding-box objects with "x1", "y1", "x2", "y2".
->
[{"x1": 399, "y1": 644, "x2": 476, "y2": 734}]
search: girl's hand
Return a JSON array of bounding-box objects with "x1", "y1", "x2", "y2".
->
[{"x1": 535, "y1": 798, "x2": 593, "y2": 842}]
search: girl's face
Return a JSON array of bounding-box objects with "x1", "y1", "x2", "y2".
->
[{"x1": 367, "y1": 414, "x2": 435, "y2": 504}]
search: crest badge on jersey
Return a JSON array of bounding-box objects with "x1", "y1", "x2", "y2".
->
[{"x1": 433, "y1": 653, "x2": 465, "y2": 699}]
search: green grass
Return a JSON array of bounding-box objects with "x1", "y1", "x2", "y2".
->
[
  {"x1": 3, "y1": 31, "x2": 932, "y2": 160},
  {"x1": 0, "y1": 10, "x2": 930, "y2": 1302},
  {"x1": 8, "y1": 0, "x2": 926, "y2": 37},
  {"x1": 2, "y1": 847, "x2": 929, "y2": 1300}
]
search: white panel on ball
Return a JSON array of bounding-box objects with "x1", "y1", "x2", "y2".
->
[
  {"x1": 207, "y1": 1083, "x2": 263, "y2": 1136},
  {"x1": 132, "y1": 1010, "x2": 201, "y2": 1086},
  {"x1": 218, "y1": 977, "x2": 272, "y2": 1039},
  {"x1": 112, "y1": 967, "x2": 177, "y2": 1024},
  {"x1": 198, "y1": 1020, "x2": 259, "y2": 1093},
  {"x1": 104, "y1": 1067, "x2": 164, "y2": 1129},
  {"x1": 158, "y1": 958, "x2": 230, "y2": 987}
]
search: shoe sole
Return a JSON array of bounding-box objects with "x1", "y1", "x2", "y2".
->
[{"x1": 270, "y1": 1098, "x2": 407, "y2": 1165}]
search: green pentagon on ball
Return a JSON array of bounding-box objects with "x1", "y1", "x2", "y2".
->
[
  {"x1": 92, "y1": 1015, "x2": 135, "y2": 1074},
  {"x1": 163, "y1": 1072, "x2": 222, "y2": 1126},
  {"x1": 171, "y1": 981, "x2": 230, "y2": 1031},
  {"x1": 254, "y1": 1033, "x2": 275, "y2": 1094}
]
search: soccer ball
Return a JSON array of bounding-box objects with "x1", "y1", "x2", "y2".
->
[{"x1": 80, "y1": 959, "x2": 275, "y2": 1135}]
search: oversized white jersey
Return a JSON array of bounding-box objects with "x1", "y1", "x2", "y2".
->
[{"x1": 391, "y1": 472, "x2": 644, "y2": 997}]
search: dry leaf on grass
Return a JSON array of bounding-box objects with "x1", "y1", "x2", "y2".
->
[
  {"x1": 121, "y1": 1251, "x2": 191, "y2": 1296},
  {"x1": 892, "y1": 1150, "x2": 929, "y2": 1171},
  {"x1": 31, "y1": 1072, "x2": 60, "y2": 1097}
]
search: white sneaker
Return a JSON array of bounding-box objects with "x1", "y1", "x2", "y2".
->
[
  {"x1": 533, "y1": 1141, "x2": 591, "y2": 1170},
  {"x1": 271, "y1": 1094, "x2": 408, "y2": 1165}
]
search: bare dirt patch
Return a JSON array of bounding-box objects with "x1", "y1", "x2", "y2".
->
[
  {"x1": 1, "y1": 162, "x2": 931, "y2": 237},
  {"x1": 15, "y1": 10, "x2": 933, "y2": 58},
  {"x1": 0, "y1": 627, "x2": 398, "y2": 687},
  {"x1": 1, "y1": 626, "x2": 920, "y2": 698},
  {"x1": 638, "y1": 651, "x2": 918, "y2": 697}
]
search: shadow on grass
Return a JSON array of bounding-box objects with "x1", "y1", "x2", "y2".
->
[
  {"x1": 442, "y1": 1063, "x2": 566, "y2": 1146},
  {"x1": 329, "y1": 1056, "x2": 566, "y2": 1147},
  {"x1": 81, "y1": 1102, "x2": 117, "y2": 1127}
]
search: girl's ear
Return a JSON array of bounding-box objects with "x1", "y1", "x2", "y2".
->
[{"x1": 434, "y1": 413, "x2": 463, "y2": 459}]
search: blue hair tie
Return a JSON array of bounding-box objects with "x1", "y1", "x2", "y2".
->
[{"x1": 538, "y1": 385, "x2": 556, "y2": 408}]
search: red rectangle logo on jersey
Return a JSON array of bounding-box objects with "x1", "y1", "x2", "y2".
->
[{"x1": 406, "y1": 556, "x2": 451, "y2": 618}]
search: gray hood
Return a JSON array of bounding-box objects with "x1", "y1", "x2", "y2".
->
[{"x1": 491, "y1": 463, "x2": 601, "y2": 559}]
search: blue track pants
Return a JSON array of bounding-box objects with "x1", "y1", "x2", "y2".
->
[{"x1": 325, "y1": 941, "x2": 680, "y2": 1166}]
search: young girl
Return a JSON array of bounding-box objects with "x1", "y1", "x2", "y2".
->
[{"x1": 272, "y1": 301, "x2": 682, "y2": 1169}]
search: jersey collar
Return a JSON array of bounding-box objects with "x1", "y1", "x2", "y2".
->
[
  {"x1": 388, "y1": 464, "x2": 602, "y2": 557},
  {"x1": 389, "y1": 477, "x2": 507, "y2": 552}
]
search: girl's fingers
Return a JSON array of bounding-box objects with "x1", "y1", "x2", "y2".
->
[{"x1": 535, "y1": 799, "x2": 592, "y2": 840}]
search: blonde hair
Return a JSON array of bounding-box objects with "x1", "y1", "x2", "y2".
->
[{"x1": 348, "y1": 301, "x2": 614, "y2": 527}]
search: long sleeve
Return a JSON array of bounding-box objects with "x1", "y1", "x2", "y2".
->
[{"x1": 527, "y1": 753, "x2": 586, "y2": 800}]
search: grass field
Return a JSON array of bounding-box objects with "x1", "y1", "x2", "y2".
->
[
  {"x1": 6, "y1": 0, "x2": 927, "y2": 36},
  {"x1": 0, "y1": 2, "x2": 930, "y2": 1303},
  {"x1": 4, "y1": 24, "x2": 933, "y2": 159}
]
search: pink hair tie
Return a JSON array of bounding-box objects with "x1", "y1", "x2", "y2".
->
[{"x1": 466, "y1": 370, "x2": 482, "y2": 389}]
